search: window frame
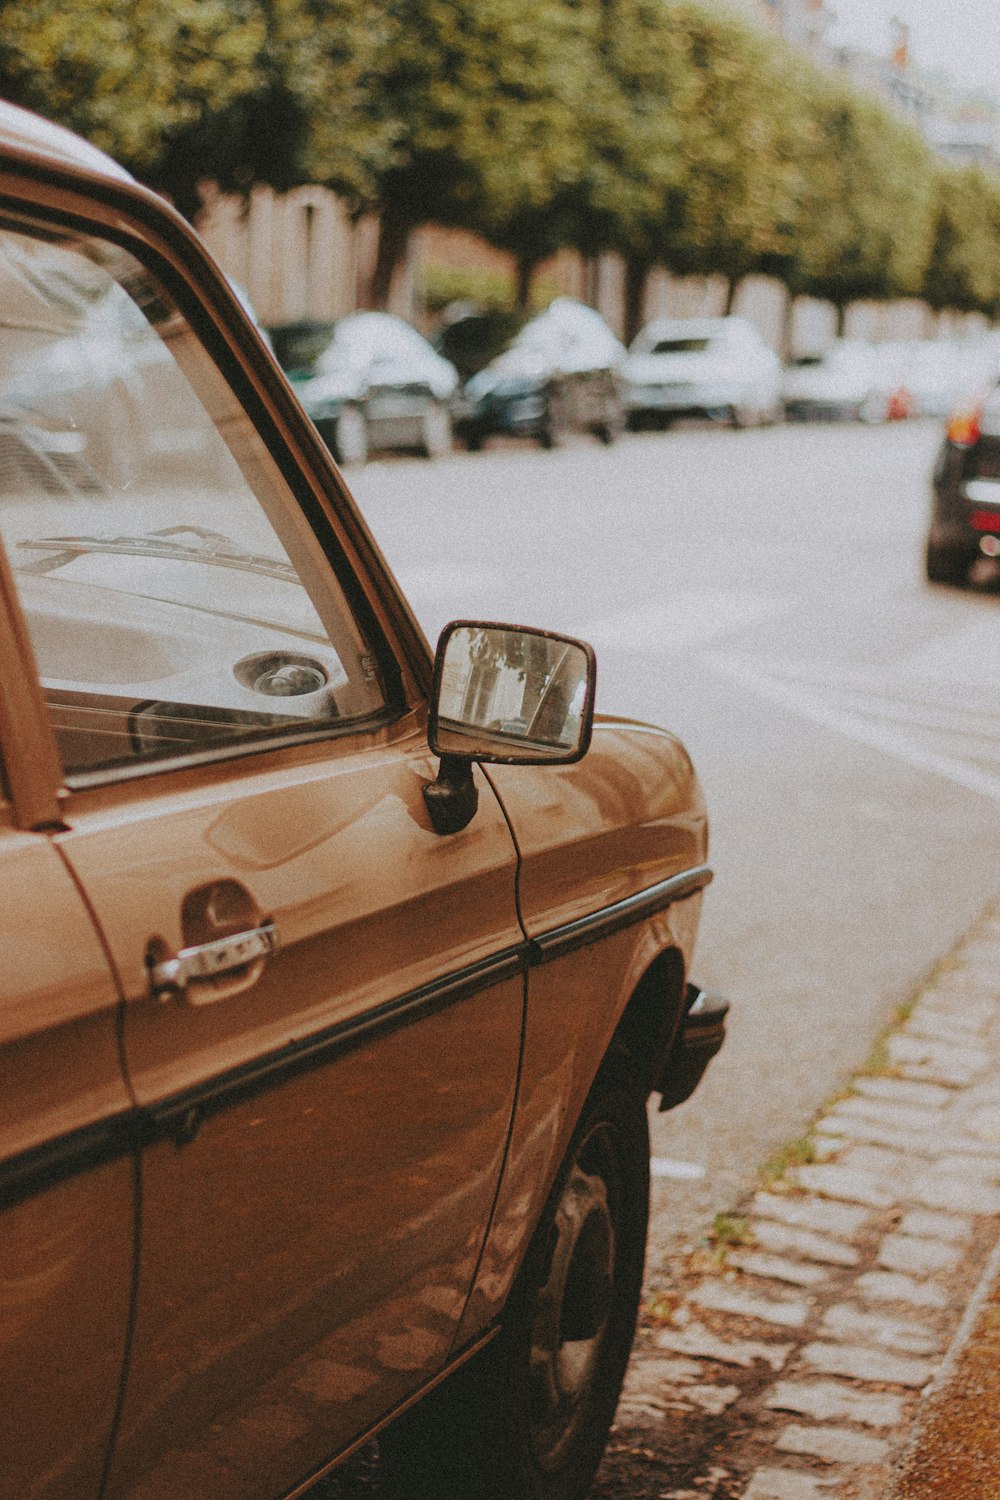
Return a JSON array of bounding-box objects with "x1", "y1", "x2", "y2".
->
[{"x1": 0, "y1": 160, "x2": 433, "y2": 814}]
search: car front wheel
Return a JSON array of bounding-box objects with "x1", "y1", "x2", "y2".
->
[
  {"x1": 420, "y1": 399, "x2": 453, "y2": 459},
  {"x1": 925, "y1": 538, "x2": 970, "y2": 587},
  {"x1": 381, "y1": 1048, "x2": 649, "y2": 1500},
  {"x1": 330, "y1": 405, "x2": 369, "y2": 467}
]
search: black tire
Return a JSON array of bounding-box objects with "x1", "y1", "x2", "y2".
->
[
  {"x1": 419, "y1": 400, "x2": 453, "y2": 459},
  {"x1": 925, "y1": 539, "x2": 970, "y2": 587},
  {"x1": 380, "y1": 1048, "x2": 649, "y2": 1500},
  {"x1": 594, "y1": 400, "x2": 625, "y2": 446},
  {"x1": 538, "y1": 388, "x2": 568, "y2": 449},
  {"x1": 323, "y1": 406, "x2": 368, "y2": 467}
]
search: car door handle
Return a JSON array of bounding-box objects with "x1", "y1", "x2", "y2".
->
[{"x1": 148, "y1": 921, "x2": 278, "y2": 1001}]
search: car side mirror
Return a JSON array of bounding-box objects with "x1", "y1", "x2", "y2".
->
[{"x1": 423, "y1": 621, "x2": 596, "y2": 834}]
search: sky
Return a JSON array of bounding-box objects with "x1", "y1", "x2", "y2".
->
[{"x1": 825, "y1": 0, "x2": 1000, "y2": 99}]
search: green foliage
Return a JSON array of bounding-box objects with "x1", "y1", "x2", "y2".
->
[
  {"x1": 923, "y1": 164, "x2": 1000, "y2": 316},
  {"x1": 710, "y1": 1213, "x2": 754, "y2": 1248},
  {"x1": 1, "y1": 0, "x2": 998, "y2": 318},
  {"x1": 759, "y1": 1134, "x2": 817, "y2": 1190},
  {"x1": 654, "y1": 7, "x2": 807, "y2": 287},
  {"x1": 785, "y1": 72, "x2": 936, "y2": 308},
  {"x1": 419, "y1": 262, "x2": 516, "y2": 315}
]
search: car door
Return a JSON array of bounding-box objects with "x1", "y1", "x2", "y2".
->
[
  {"x1": 0, "y1": 565, "x2": 134, "y2": 1500},
  {"x1": 0, "y1": 208, "x2": 524, "y2": 1500}
]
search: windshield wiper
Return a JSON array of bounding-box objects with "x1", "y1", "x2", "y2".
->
[{"x1": 18, "y1": 525, "x2": 299, "y2": 582}]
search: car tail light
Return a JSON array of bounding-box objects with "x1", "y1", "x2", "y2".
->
[
  {"x1": 947, "y1": 403, "x2": 982, "y2": 447},
  {"x1": 968, "y1": 509, "x2": 1000, "y2": 533}
]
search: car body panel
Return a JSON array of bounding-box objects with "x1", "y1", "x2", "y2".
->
[
  {"x1": 782, "y1": 341, "x2": 904, "y2": 423},
  {"x1": 0, "y1": 817, "x2": 135, "y2": 1500},
  {"x1": 269, "y1": 314, "x2": 458, "y2": 462},
  {"x1": 53, "y1": 723, "x2": 524, "y2": 1500},
  {"x1": 457, "y1": 721, "x2": 707, "y2": 1335},
  {"x1": 927, "y1": 380, "x2": 1000, "y2": 582}
]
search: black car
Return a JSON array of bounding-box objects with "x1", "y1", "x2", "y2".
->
[
  {"x1": 927, "y1": 377, "x2": 1000, "y2": 586},
  {"x1": 448, "y1": 297, "x2": 626, "y2": 451}
]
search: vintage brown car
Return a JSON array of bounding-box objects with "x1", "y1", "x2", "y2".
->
[{"x1": 0, "y1": 103, "x2": 726, "y2": 1500}]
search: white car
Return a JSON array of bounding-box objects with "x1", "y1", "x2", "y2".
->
[
  {"x1": 621, "y1": 316, "x2": 783, "y2": 429},
  {"x1": 270, "y1": 312, "x2": 460, "y2": 465},
  {"x1": 782, "y1": 341, "x2": 908, "y2": 424},
  {"x1": 881, "y1": 339, "x2": 995, "y2": 419}
]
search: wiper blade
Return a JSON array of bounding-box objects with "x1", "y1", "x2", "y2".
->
[{"x1": 18, "y1": 525, "x2": 299, "y2": 582}]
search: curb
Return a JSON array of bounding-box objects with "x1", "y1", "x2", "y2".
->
[{"x1": 596, "y1": 895, "x2": 1000, "y2": 1499}]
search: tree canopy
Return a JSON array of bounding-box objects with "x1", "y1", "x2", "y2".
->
[{"x1": 1, "y1": 0, "x2": 998, "y2": 322}]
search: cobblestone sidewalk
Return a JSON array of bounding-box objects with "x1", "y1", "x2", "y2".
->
[{"x1": 594, "y1": 898, "x2": 1000, "y2": 1500}]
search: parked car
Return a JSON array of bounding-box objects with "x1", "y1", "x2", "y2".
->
[
  {"x1": 926, "y1": 378, "x2": 1000, "y2": 586},
  {"x1": 782, "y1": 340, "x2": 910, "y2": 423},
  {"x1": 877, "y1": 338, "x2": 974, "y2": 420},
  {"x1": 452, "y1": 296, "x2": 626, "y2": 450},
  {"x1": 268, "y1": 312, "x2": 459, "y2": 465},
  {"x1": 434, "y1": 302, "x2": 529, "y2": 383},
  {"x1": 0, "y1": 102, "x2": 725, "y2": 1500},
  {"x1": 621, "y1": 316, "x2": 783, "y2": 429}
]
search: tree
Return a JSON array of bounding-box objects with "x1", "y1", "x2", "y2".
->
[
  {"x1": 334, "y1": 0, "x2": 601, "y2": 309},
  {"x1": 0, "y1": 1, "x2": 268, "y2": 209},
  {"x1": 652, "y1": 8, "x2": 807, "y2": 311},
  {"x1": 781, "y1": 73, "x2": 936, "y2": 327},
  {"x1": 923, "y1": 163, "x2": 1000, "y2": 319}
]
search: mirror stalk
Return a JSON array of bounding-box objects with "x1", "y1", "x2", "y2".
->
[{"x1": 423, "y1": 754, "x2": 479, "y2": 835}]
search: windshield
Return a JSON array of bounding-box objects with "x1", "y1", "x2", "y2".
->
[
  {"x1": 649, "y1": 338, "x2": 712, "y2": 355},
  {"x1": 0, "y1": 221, "x2": 387, "y2": 775}
]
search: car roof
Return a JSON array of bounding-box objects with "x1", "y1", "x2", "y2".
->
[{"x1": 0, "y1": 99, "x2": 133, "y2": 183}]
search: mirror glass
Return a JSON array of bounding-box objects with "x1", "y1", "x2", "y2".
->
[{"x1": 430, "y1": 623, "x2": 594, "y2": 763}]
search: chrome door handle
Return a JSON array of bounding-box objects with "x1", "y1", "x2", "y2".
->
[{"x1": 148, "y1": 921, "x2": 278, "y2": 1001}]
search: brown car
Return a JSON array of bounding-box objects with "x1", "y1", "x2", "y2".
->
[{"x1": 0, "y1": 103, "x2": 725, "y2": 1500}]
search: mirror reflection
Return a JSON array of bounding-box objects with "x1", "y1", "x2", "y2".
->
[{"x1": 432, "y1": 623, "x2": 594, "y2": 763}]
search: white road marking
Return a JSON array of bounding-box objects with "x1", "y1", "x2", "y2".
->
[
  {"x1": 709, "y1": 651, "x2": 1000, "y2": 804},
  {"x1": 575, "y1": 592, "x2": 785, "y2": 653},
  {"x1": 650, "y1": 1157, "x2": 707, "y2": 1181},
  {"x1": 901, "y1": 617, "x2": 1000, "y2": 687}
]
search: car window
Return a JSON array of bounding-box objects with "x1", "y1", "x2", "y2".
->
[
  {"x1": 0, "y1": 219, "x2": 388, "y2": 779},
  {"x1": 649, "y1": 337, "x2": 711, "y2": 355}
]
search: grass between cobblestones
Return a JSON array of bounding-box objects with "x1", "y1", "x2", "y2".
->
[{"x1": 602, "y1": 896, "x2": 1000, "y2": 1500}]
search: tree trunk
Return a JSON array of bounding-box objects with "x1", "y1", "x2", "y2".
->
[
  {"x1": 583, "y1": 254, "x2": 601, "y2": 309},
  {"x1": 516, "y1": 254, "x2": 537, "y2": 312},
  {"x1": 367, "y1": 206, "x2": 411, "y2": 311},
  {"x1": 624, "y1": 256, "x2": 649, "y2": 344},
  {"x1": 723, "y1": 275, "x2": 739, "y2": 316},
  {"x1": 780, "y1": 289, "x2": 796, "y2": 361},
  {"x1": 834, "y1": 301, "x2": 848, "y2": 338}
]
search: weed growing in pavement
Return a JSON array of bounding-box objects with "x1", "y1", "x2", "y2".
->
[
  {"x1": 710, "y1": 1213, "x2": 755, "y2": 1249},
  {"x1": 639, "y1": 1286, "x2": 682, "y2": 1328},
  {"x1": 759, "y1": 1135, "x2": 817, "y2": 1191}
]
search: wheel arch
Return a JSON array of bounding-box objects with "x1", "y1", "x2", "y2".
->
[{"x1": 609, "y1": 943, "x2": 688, "y2": 1097}]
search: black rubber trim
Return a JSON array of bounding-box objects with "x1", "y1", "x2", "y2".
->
[
  {"x1": 527, "y1": 865, "x2": 713, "y2": 965},
  {"x1": 141, "y1": 945, "x2": 530, "y2": 1145},
  {"x1": 0, "y1": 1109, "x2": 136, "y2": 1211},
  {"x1": 0, "y1": 863, "x2": 712, "y2": 1190}
]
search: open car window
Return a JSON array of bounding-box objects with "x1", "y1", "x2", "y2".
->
[{"x1": 0, "y1": 218, "x2": 388, "y2": 779}]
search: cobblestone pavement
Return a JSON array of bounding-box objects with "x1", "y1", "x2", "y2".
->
[{"x1": 590, "y1": 896, "x2": 1000, "y2": 1500}]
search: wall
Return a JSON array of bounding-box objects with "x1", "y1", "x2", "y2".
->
[{"x1": 196, "y1": 184, "x2": 983, "y2": 352}]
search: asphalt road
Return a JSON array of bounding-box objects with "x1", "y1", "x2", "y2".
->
[{"x1": 350, "y1": 418, "x2": 1000, "y2": 1264}]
